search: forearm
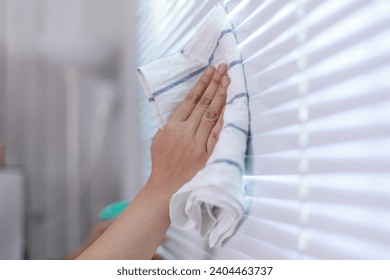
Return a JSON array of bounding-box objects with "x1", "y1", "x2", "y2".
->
[
  {"x1": 77, "y1": 180, "x2": 172, "y2": 260},
  {"x1": 76, "y1": 64, "x2": 228, "y2": 260}
]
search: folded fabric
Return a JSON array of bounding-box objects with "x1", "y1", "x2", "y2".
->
[{"x1": 137, "y1": 4, "x2": 249, "y2": 247}]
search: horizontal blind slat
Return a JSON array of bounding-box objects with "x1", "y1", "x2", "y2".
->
[
  {"x1": 246, "y1": 197, "x2": 390, "y2": 244},
  {"x1": 159, "y1": 2, "x2": 217, "y2": 56},
  {"x1": 306, "y1": 228, "x2": 390, "y2": 259},
  {"x1": 243, "y1": 15, "x2": 390, "y2": 90},
  {"x1": 226, "y1": 220, "x2": 390, "y2": 259},
  {"x1": 251, "y1": 157, "x2": 390, "y2": 175},
  {"x1": 162, "y1": 239, "x2": 195, "y2": 260},
  {"x1": 166, "y1": 230, "x2": 215, "y2": 260},
  {"x1": 246, "y1": 177, "x2": 390, "y2": 208},
  {"x1": 250, "y1": 125, "x2": 390, "y2": 154},
  {"x1": 216, "y1": 245, "x2": 254, "y2": 260},
  {"x1": 235, "y1": 216, "x2": 299, "y2": 251},
  {"x1": 234, "y1": 1, "x2": 290, "y2": 33},
  {"x1": 225, "y1": 232, "x2": 299, "y2": 259},
  {"x1": 235, "y1": 0, "x2": 328, "y2": 52},
  {"x1": 246, "y1": 51, "x2": 390, "y2": 104}
]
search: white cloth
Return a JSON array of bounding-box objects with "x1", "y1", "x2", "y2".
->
[{"x1": 137, "y1": 4, "x2": 249, "y2": 247}]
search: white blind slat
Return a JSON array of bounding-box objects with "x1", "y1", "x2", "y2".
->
[
  {"x1": 246, "y1": 197, "x2": 390, "y2": 244},
  {"x1": 235, "y1": 216, "x2": 300, "y2": 251},
  {"x1": 166, "y1": 229, "x2": 215, "y2": 260},
  {"x1": 161, "y1": 239, "x2": 194, "y2": 260},
  {"x1": 250, "y1": 89, "x2": 390, "y2": 134},
  {"x1": 251, "y1": 157, "x2": 390, "y2": 175},
  {"x1": 226, "y1": 231, "x2": 299, "y2": 259},
  {"x1": 251, "y1": 125, "x2": 390, "y2": 155},
  {"x1": 246, "y1": 176, "x2": 390, "y2": 208},
  {"x1": 306, "y1": 228, "x2": 390, "y2": 259}
]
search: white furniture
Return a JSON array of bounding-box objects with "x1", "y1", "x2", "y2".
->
[{"x1": 0, "y1": 169, "x2": 24, "y2": 259}]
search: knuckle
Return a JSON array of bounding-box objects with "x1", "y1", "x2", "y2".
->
[
  {"x1": 198, "y1": 77, "x2": 210, "y2": 88},
  {"x1": 217, "y1": 87, "x2": 227, "y2": 97},
  {"x1": 212, "y1": 76, "x2": 222, "y2": 85},
  {"x1": 199, "y1": 96, "x2": 212, "y2": 108},
  {"x1": 186, "y1": 92, "x2": 201, "y2": 104},
  {"x1": 204, "y1": 108, "x2": 219, "y2": 122},
  {"x1": 212, "y1": 131, "x2": 219, "y2": 140}
]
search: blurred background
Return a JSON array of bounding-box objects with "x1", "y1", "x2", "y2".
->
[
  {"x1": 1, "y1": 0, "x2": 390, "y2": 260},
  {"x1": 0, "y1": 0, "x2": 220, "y2": 260},
  {"x1": 0, "y1": 0, "x2": 141, "y2": 259}
]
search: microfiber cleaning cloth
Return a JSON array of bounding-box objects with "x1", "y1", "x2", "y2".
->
[{"x1": 137, "y1": 4, "x2": 249, "y2": 247}]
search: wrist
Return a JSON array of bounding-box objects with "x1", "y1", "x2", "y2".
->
[{"x1": 144, "y1": 175, "x2": 179, "y2": 202}]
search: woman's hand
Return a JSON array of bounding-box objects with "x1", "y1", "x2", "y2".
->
[
  {"x1": 148, "y1": 63, "x2": 230, "y2": 195},
  {"x1": 77, "y1": 64, "x2": 230, "y2": 260}
]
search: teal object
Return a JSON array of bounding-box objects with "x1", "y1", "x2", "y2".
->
[{"x1": 98, "y1": 201, "x2": 130, "y2": 220}]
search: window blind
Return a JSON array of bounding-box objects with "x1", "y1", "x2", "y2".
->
[{"x1": 136, "y1": 0, "x2": 390, "y2": 259}]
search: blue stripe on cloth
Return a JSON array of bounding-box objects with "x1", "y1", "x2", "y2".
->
[
  {"x1": 208, "y1": 29, "x2": 234, "y2": 64},
  {"x1": 150, "y1": 29, "x2": 235, "y2": 99},
  {"x1": 227, "y1": 92, "x2": 248, "y2": 105},
  {"x1": 224, "y1": 123, "x2": 248, "y2": 136},
  {"x1": 152, "y1": 65, "x2": 208, "y2": 99},
  {"x1": 209, "y1": 158, "x2": 243, "y2": 174},
  {"x1": 228, "y1": 59, "x2": 243, "y2": 69}
]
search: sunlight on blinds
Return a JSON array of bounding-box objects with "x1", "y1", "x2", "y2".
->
[
  {"x1": 136, "y1": 0, "x2": 390, "y2": 259},
  {"x1": 218, "y1": 0, "x2": 390, "y2": 260}
]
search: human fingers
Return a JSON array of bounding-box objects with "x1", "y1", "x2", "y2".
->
[
  {"x1": 187, "y1": 63, "x2": 227, "y2": 128},
  {"x1": 169, "y1": 66, "x2": 216, "y2": 122},
  {"x1": 206, "y1": 106, "x2": 225, "y2": 155},
  {"x1": 195, "y1": 75, "x2": 229, "y2": 144}
]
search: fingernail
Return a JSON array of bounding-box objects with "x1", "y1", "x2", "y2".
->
[
  {"x1": 206, "y1": 67, "x2": 215, "y2": 76},
  {"x1": 222, "y1": 75, "x2": 230, "y2": 87},
  {"x1": 218, "y1": 63, "x2": 227, "y2": 75}
]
